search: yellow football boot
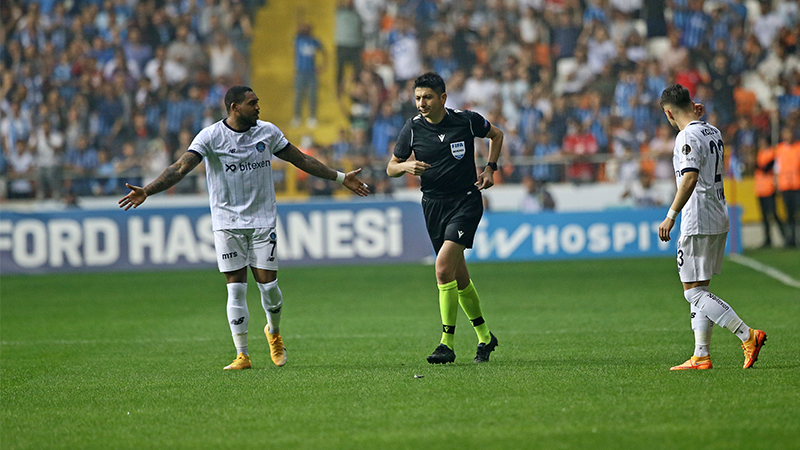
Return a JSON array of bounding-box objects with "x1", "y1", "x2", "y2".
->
[
  {"x1": 670, "y1": 355, "x2": 712, "y2": 370},
  {"x1": 265, "y1": 326, "x2": 287, "y2": 367},
  {"x1": 223, "y1": 352, "x2": 251, "y2": 370},
  {"x1": 742, "y1": 329, "x2": 767, "y2": 369}
]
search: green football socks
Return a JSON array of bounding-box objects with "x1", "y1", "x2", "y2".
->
[
  {"x1": 458, "y1": 280, "x2": 492, "y2": 344},
  {"x1": 438, "y1": 280, "x2": 458, "y2": 348}
]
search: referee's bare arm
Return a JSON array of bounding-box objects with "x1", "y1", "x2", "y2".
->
[
  {"x1": 485, "y1": 125, "x2": 503, "y2": 165},
  {"x1": 387, "y1": 155, "x2": 431, "y2": 177},
  {"x1": 475, "y1": 125, "x2": 504, "y2": 190}
]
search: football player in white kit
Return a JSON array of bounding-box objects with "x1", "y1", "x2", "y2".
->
[
  {"x1": 658, "y1": 84, "x2": 766, "y2": 370},
  {"x1": 120, "y1": 86, "x2": 370, "y2": 370}
]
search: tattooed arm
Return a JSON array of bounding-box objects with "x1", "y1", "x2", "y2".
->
[{"x1": 119, "y1": 151, "x2": 202, "y2": 210}]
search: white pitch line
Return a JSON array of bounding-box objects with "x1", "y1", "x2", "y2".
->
[{"x1": 729, "y1": 253, "x2": 800, "y2": 289}]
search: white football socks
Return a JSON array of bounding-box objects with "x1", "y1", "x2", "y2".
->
[
  {"x1": 258, "y1": 280, "x2": 283, "y2": 335},
  {"x1": 226, "y1": 282, "x2": 249, "y2": 355},
  {"x1": 684, "y1": 287, "x2": 750, "y2": 343},
  {"x1": 690, "y1": 304, "x2": 713, "y2": 357}
]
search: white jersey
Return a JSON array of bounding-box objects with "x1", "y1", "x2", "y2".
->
[
  {"x1": 673, "y1": 120, "x2": 729, "y2": 236},
  {"x1": 188, "y1": 119, "x2": 289, "y2": 231}
]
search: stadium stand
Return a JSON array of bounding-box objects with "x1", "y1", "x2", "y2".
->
[{"x1": 1, "y1": 0, "x2": 799, "y2": 206}]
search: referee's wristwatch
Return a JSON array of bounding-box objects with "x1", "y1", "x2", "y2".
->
[{"x1": 485, "y1": 162, "x2": 498, "y2": 171}]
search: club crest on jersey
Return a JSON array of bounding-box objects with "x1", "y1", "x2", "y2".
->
[
  {"x1": 682, "y1": 144, "x2": 692, "y2": 155},
  {"x1": 256, "y1": 141, "x2": 266, "y2": 152},
  {"x1": 450, "y1": 141, "x2": 466, "y2": 160}
]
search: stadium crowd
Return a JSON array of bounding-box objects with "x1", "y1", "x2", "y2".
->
[
  {"x1": 1, "y1": 0, "x2": 799, "y2": 218},
  {"x1": 1, "y1": 0, "x2": 262, "y2": 200}
]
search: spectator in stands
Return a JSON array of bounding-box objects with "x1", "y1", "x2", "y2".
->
[
  {"x1": 752, "y1": 0, "x2": 785, "y2": 51},
  {"x1": 549, "y1": 7, "x2": 582, "y2": 60},
  {"x1": 124, "y1": 27, "x2": 152, "y2": 72},
  {"x1": 648, "y1": 123, "x2": 674, "y2": 180},
  {"x1": 387, "y1": 16, "x2": 423, "y2": 86},
  {"x1": 708, "y1": 52, "x2": 737, "y2": 127},
  {"x1": 228, "y1": 2, "x2": 253, "y2": 58},
  {"x1": 432, "y1": 40, "x2": 459, "y2": 83},
  {"x1": 587, "y1": 25, "x2": 617, "y2": 75},
  {"x1": 0, "y1": 102, "x2": 32, "y2": 153},
  {"x1": 291, "y1": 22, "x2": 327, "y2": 129},
  {"x1": 166, "y1": 24, "x2": 205, "y2": 78},
  {"x1": 463, "y1": 64, "x2": 499, "y2": 117},
  {"x1": 621, "y1": 171, "x2": 665, "y2": 208},
  {"x1": 658, "y1": 29, "x2": 689, "y2": 74},
  {"x1": 371, "y1": 102, "x2": 404, "y2": 160},
  {"x1": 114, "y1": 141, "x2": 142, "y2": 187},
  {"x1": 532, "y1": 129, "x2": 561, "y2": 183},
  {"x1": 520, "y1": 175, "x2": 556, "y2": 213},
  {"x1": 557, "y1": 45, "x2": 594, "y2": 95},
  {"x1": 208, "y1": 32, "x2": 241, "y2": 80},
  {"x1": 144, "y1": 46, "x2": 188, "y2": 89},
  {"x1": 64, "y1": 135, "x2": 99, "y2": 195},
  {"x1": 6, "y1": 139, "x2": 36, "y2": 199},
  {"x1": 346, "y1": 68, "x2": 382, "y2": 131},
  {"x1": 610, "y1": 117, "x2": 642, "y2": 186},
  {"x1": 31, "y1": 119, "x2": 64, "y2": 200},
  {"x1": 91, "y1": 149, "x2": 118, "y2": 196},
  {"x1": 563, "y1": 118, "x2": 599, "y2": 184},
  {"x1": 354, "y1": 0, "x2": 385, "y2": 48},
  {"x1": 335, "y1": 0, "x2": 365, "y2": 95},
  {"x1": 5, "y1": 0, "x2": 800, "y2": 206}
]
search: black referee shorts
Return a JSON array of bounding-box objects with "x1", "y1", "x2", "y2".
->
[{"x1": 421, "y1": 189, "x2": 483, "y2": 253}]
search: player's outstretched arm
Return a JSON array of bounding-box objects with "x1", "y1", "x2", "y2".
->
[
  {"x1": 276, "y1": 144, "x2": 370, "y2": 196},
  {"x1": 119, "y1": 151, "x2": 202, "y2": 210}
]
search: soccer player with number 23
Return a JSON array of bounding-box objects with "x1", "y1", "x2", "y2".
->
[{"x1": 658, "y1": 84, "x2": 766, "y2": 371}]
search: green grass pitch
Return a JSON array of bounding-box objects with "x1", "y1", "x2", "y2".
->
[{"x1": 2, "y1": 250, "x2": 799, "y2": 450}]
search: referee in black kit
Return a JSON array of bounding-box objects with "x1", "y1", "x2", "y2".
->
[{"x1": 387, "y1": 72, "x2": 504, "y2": 364}]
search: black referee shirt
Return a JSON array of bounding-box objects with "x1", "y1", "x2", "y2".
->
[{"x1": 393, "y1": 108, "x2": 491, "y2": 199}]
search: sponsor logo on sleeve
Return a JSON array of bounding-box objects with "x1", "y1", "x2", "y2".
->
[{"x1": 682, "y1": 144, "x2": 692, "y2": 155}]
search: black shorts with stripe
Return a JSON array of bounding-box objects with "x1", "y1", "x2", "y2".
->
[{"x1": 421, "y1": 188, "x2": 483, "y2": 253}]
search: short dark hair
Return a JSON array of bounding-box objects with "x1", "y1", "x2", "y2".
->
[
  {"x1": 660, "y1": 84, "x2": 692, "y2": 110},
  {"x1": 224, "y1": 86, "x2": 253, "y2": 112},
  {"x1": 413, "y1": 72, "x2": 446, "y2": 95}
]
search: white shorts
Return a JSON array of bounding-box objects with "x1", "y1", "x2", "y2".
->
[
  {"x1": 676, "y1": 233, "x2": 727, "y2": 283},
  {"x1": 213, "y1": 228, "x2": 279, "y2": 273}
]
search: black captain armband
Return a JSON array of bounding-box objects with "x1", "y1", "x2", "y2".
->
[{"x1": 486, "y1": 162, "x2": 498, "y2": 171}]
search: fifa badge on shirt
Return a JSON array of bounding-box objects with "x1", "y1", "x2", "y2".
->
[
  {"x1": 450, "y1": 141, "x2": 466, "y2": 160},
  {"x1": 682, "y1": 144, "x2": 692, "y2": 155}
]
